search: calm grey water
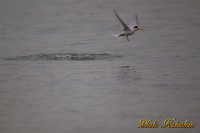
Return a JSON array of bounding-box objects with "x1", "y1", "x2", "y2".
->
[{"x1": 0, "y1": 0, "x2": 200, "y2": 133}]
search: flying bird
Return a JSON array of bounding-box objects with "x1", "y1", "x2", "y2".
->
[{"x1": 113, "y1": 9, "x2": 143, "y2": 41}]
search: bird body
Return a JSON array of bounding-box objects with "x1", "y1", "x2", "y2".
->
[{"x1": 118, "y1": 30, "x2": 137, "y2": 41}]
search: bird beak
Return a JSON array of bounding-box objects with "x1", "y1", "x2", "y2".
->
[{"x1": 137, "y1": 27, "x2": 143, "y2": 31}]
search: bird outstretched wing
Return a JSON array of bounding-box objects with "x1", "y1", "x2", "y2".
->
[
  {"x1": 113, "y1": 9, "x2": 130, "y2": 31},
  {"x1": 129, "y1": 14, "x2": 138, "y2": 30}
]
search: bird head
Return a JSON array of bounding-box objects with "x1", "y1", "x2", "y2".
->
[{"x1": 134, "y1": 26, "x2": 143, "y2": 31}]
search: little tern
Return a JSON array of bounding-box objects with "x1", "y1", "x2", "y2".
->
[{"x1": 113, "y1": 9, "x2": 143, "y2": 41}]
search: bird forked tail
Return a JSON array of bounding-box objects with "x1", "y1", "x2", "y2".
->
[{"x1": 112, "y1": 34, "x2": 120, "y2": 38}]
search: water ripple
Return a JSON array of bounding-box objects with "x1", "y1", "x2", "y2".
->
[{"x1": 5, "y1": 52, "x2": 123, "y2": 61}]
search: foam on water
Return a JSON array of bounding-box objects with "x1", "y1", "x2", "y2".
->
[{"x1": 4, "y1": 52, "x2": 123, "y2": 61}]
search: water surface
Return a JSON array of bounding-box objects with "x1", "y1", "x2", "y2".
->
[{"x1": 0, "y1": 0, "x2": 200, "y2": 133}]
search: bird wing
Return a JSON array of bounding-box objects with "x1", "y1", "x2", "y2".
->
[
  {"x1": 129, "y1": 14, "x2": 138, "y2": 30},
  {"x1": 113, "y1": 9, "x2": 130, "y2": 31},
  {"x1": 135, "y1": 14, "x2": 139, "y2": 25}
]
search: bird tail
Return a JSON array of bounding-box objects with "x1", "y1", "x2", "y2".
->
[{"x1": 112, "y1": 34, "x2": 120, "y2": 38}]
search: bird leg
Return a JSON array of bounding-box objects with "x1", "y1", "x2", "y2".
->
[{"x1": 126, "y1": 35, "x2": 129, "y2": 41}]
